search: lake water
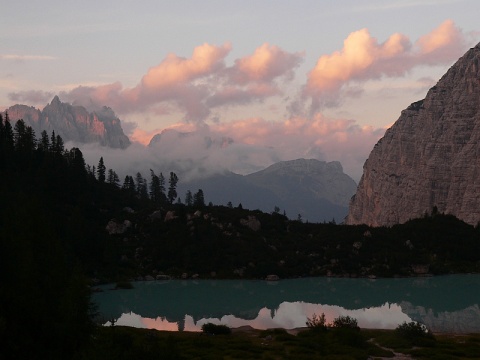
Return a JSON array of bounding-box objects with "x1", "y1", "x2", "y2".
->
[{"x1": 93, "y1": 274, "x2": 480, "y2": 333}]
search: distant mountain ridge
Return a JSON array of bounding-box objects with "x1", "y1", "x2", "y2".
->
[
  {"x1": 4, "y1": 96, "x2": 130, "y2": 149},
  {"x1": 178, "y1": 158, "x2": 357, "y2": 223}
]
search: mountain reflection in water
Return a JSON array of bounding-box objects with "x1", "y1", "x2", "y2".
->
[{"x1": 93, "y1": 274, "x2": 480, "y2": 333}]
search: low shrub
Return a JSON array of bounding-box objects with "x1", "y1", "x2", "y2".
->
[
  {"x1": 395, "y1": 321, "x2": 435, "y2": 346},
  {"x1": 332, "y1": 315, "x2": 359, "y2": 330},
  {"x1": 201, "y1": 323, "x2": 232, "y2": 335},
  {"x1": 306, "y1": 312, "x2": 327, "y2": 331}
]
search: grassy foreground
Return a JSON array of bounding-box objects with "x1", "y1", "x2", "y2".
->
[{"x1": 80, "y1": 325, "x2": 480, "y2": 360}]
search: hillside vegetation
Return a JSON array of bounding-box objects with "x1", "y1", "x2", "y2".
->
[{"x1": 1, "y1": 115, "x2": 479, "y2": 358}]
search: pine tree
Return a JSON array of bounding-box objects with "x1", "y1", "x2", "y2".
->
[
  {"x1": 122, "y1": 175, "x2": 135, "y2": 193},
  {"x1": 66, "y1": 148, "x2": 87, "y2": 176},
  {"x1": 38, "y1": 130, "x2": 50, "y2": 151},
  {"x1": 54, "y1": 134, "x2": 64, "y2": 154},
  {"x1": 193, "y1": 189, "x2": 205, "y2": 207},
  {"x1": 167, "y1": 172, "x2": 179, "y2": 204},
  {"x1": 13, "y1": 119, "x2": 27, "y2": 149},
  {"x1": 159, "y1": 172, "x2": 166, "y2": 199},
  {"x1": 135, "y1": 172, "x2": 148, "y2": 199},
  {"x1": 107, "y1": 169, "x2": 120, "y2": 187},
  {"x1": 149, "y1": 170, "x2": 162, "y2": 204},
  {"x1": 97, "y1": 157, "x2": 106, "y2": 182},
  {"x1": 185, "y1": 190, "x2": 193, "y2": 206},
  {"x1": 50, "y1": 130, "x2": 57, "y2": 152}
]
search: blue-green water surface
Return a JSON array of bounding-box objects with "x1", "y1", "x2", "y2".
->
[{"x1": 93, "y1": 274, "x2": 480, "y2": 333}]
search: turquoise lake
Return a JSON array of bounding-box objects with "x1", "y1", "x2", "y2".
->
[{"x1": 93, "y1": 274, "x2": 480, "y2": 333}]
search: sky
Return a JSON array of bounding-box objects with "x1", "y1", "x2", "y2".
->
[{"x1": 1, "y1": 0, "x2": 479, "y2": 181}]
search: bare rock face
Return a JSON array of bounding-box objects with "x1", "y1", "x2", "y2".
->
[
  {"x1": 5, "y1": 96, "x2": 130, "y2": 149},
  {"x1": 346, "y1": 43, "x2": 480, "y2": 226}
]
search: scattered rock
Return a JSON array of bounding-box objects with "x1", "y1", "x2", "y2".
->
[
  {"x1": 265, "y1": 274, "x2": 279, "y2": 281},
  {"x1": 240, "y1": 216, "x2": 261, "y2": 231},
  {"x1": 105, "y1": 219, "x2": 132, "y2": 235},
  {"x1": 149, "y1": 210, "x2": 163, "y2": 221},
  {"x1": 164, "y1": 210, "x2": 177, "y2": 222}
]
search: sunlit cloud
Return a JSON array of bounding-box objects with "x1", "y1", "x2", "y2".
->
[
  {"x1": 304, "y1": 20, "x2": 469, "y2": 111},
  {"x1": 58, "y1": 42, "x2": 302, "y2": 122},
  {"x1": 229, "y1": 43, "x2": 304, "y2": 84}
]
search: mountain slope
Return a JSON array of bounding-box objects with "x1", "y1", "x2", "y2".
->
[
  {"x1": 346, "y1": 43, "x2": 480, "y2": 226},
  {"x1": 178, "y1": 159, "x2": 357, "y2": 223}
]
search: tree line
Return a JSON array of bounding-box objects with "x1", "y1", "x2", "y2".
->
[
  {"x1": 0, "y1": 113, "x2": 206, "y2": 207},
  {"x1": 0, "y1": 113, "x2": 207, "y2": 359}
]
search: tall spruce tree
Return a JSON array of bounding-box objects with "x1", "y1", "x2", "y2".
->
[
  {"x1": 185, "y1": 190, "x2": 193, "y2": 206},
  {"x1": 193, "y1": 189, "x2": 205, "y2": 207},
  {"x1": 149, "y1": 169, "x2": 163, "y2": 204},
  {"x1": 97, "y1": 157, "x2": 106, "y2": 183},
  {"x1": 167, "y1": 172, "x2": 179, "y2": 203}
]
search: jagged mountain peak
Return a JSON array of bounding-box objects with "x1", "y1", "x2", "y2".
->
[{"x1": 5, "y1": 97, "x2": 131, "y2": 149}]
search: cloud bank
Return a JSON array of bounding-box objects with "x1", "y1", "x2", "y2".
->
[
  {"x1": 7, "y1": 20, "x2": 473, "y2": 183},
  {"x1": 78, "y1": 114, "x2": 386, "y2": 183},
  {"x1": 304, "y1": 20, "x2": 468, "y2": 110},
  {"x1": 45, "y1": 19, "x2": 470, "y2": 120},
  {"x1": 58, "y1": 42, "x2": 303, "y2": 122}
]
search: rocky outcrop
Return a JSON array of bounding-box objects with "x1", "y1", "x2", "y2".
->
[
  {"x1": 347, "y1": 43, "x2": 480, "y2": 226},
  {"x1": 106, "y1": 219, "x2": 132, "y2": 235},
  {"x1": 240, "y1": 216, "x2": 261, "y2": 231},
  {"x1": 4, "y1": 96, "x2": 130, "y2": 149}
]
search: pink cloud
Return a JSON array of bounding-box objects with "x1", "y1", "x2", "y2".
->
[
  {"x1": 304, "y1": 20, "x2": 469, "y2": 110},
  {"x1": 60, "y1": 42, "x2": 302, "y2": 121},
  {"x1": 206, "y1": 83, "x2": 280, "y2": 108},
  {"x1": 415, "y1": 19, "x2": 466, "y2": 64},
  {"x1": 140, "y1": 42, "x2": 231, "y2": 89},
  {"x1": 62, "y1": 43, "x2": 231, "y2": 120},
  {"x1": 230, "y1": 43, "x2": 303, "y2": 84}
]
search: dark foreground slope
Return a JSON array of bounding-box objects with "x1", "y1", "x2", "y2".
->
[{"x1": 1, "y1": 115, "x2": 480, "y2": 358}]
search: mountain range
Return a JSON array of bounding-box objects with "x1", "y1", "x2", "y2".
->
[{"x1": 4, "y1": 96, "x2": 357, "y2": 222}]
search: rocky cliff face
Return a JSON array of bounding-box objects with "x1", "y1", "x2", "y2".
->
[
  {"x1": 346, "y1": 43, "x2": 480, "y2": 226},
  {"x1": 5, "y1": 96, "x2": 130, "y2": 149}
]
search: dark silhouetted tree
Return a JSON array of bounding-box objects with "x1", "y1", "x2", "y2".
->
[
  {"x1": 185, "y1": 190, "x2": 193, "y2": 206},
  {"x1": 38, "y1": 130, "x2": 50, "y2": 151},
  {"x1": 193, "y1": 189, "x2": 205, "y2": 207},
  {"x1": 97, "y1": 157, "x2": 106, "y2": 183},
  {"x1": 149, "y1": 169, "x2": 164, "y2": 204},
  {"x1": 107, "y1": 169, "x2": 120, "y2": 187},
  {"x1": 135, "y1": 172, "x2": 148, "y2": 199},
  {"x1": 122, "y1": 175, "x2": 135, "y2": 193},
  {"x1": 167, "y1": 172, "x2": 179, "y2": 203}
]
